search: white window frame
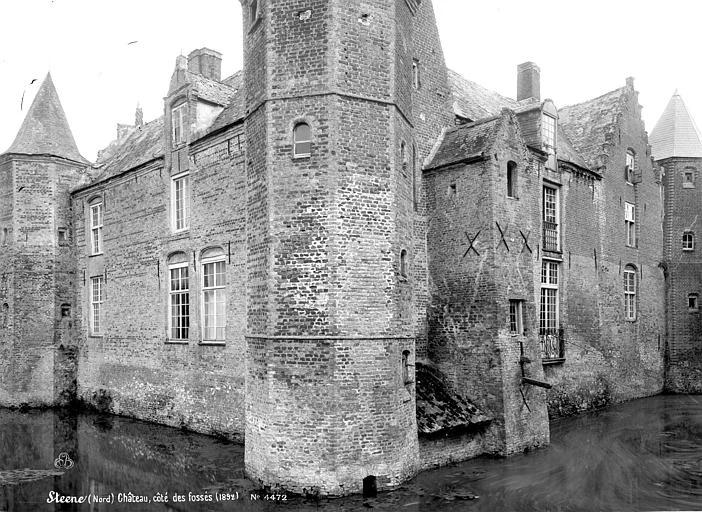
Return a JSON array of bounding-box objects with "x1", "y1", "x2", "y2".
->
[
  {"x1": 625, "y1": 202, "x2": 636, "y2": 247},
  {"x1": 683, "y1": 231, "x2": 695, "y2": 251},
  {"x1": 90, "y1": 276, "x2": 104, "y2": 335},
  {"x1": 540, "y1": 260, "x2": 559, "y2": 332},
  {"x1": 172, "y1": 103, "x2": 187, "y2": 147},
  {"x1": 509, "y1": 299, "x2": 524, "y2": 335},
  {"x1": 625, "y1": 150, "x2": 635, "y2": 184},
  {"x1": 90, "y1": 202, "x2": 103, "y2": 255},
  {"x1": 542, "y1": 185, "x2": 560, "y2": 251},
  {"x1": 542, "y1": 114, "x2": 556, "y2": 154},
  {"x1": 293, "y1": 122, "x2": 311, "y2": 158},
  {"x1": 201, "y1": 255, "x2": 226, "y2": 342},
  {"x1": 168, "y1": 262, "x2": 190, "y2": 341},
  {"x1": 624, "y1": 267, "x2": 637, "y2": 321},
  {"x1": 171, "y1": 172, "x2": 191, "y2": 232}
]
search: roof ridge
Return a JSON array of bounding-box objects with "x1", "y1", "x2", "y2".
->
[{"x1": 559, "y1": 85, "x2": 627, "y2": 112}]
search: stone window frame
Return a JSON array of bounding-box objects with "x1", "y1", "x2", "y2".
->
[
  {"x1": 292, "y1": 121, "x2": 312, "y2": 159},
  {"x1": 623, "y1": 265, "x2": 637, "y2": 321},
  {"x1": 89, "y1": 197, "x2": 104, "y2": 256},
  {"x1": 200, "y1": 247, "x2": 227, "y2": 344},
  {"x1": 171, "y1": 172, "x2": 191, "y2": 233},
  {"x1": 688, "y1": 293, "x2": 699, "y2": 312},
  {"x1": 683, "y1": 230, "x2": 695, "y2": 251},
  {"x1": 171, "y1": 102, "x2": 187, "y2": 148},
  {"x1": 90, "y1": 275, "x2": 105, "y2": 336},
  {"x1": 625, "y1": 149, "x2": 635, "y2": 185},
  {"x1": 625, "y1": 202, "x2": 636, "y2": 248},
  {"x1": 507, "y1": 160, "x2": 518, "y2": 199},
  {"x1": 683, "y1": 167, "x2": 696, "y2": 189},
  {"x1": 167, "y1": 252, "x2": 190, "y2": 343}
]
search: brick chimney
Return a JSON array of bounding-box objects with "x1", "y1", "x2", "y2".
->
[
  {"x1": 517, "y1": 62, "x2": 540, "y2": 102},
  {"x1": 135, "y1": 104, "x2": 143, "y2": 127},
  {"x1": 187, "y1": 48, "x2": 222, "y2": 82}
]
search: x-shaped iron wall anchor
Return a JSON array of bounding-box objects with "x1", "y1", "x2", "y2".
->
[
  {"x1": 463, "y1": 230, "x2": 481, "y2": 258},
  {"x1": 520, "y1": 230, "x2": 532, "y2": 254},
  {"x1": 496, "y1": 222, "x2": 510, "y2": 252}
]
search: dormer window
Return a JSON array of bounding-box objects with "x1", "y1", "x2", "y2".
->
[
  {"x1": 172, "y1": 103, "x2": 187, "y2": 147},
  {"x1": 542, "y1": 114, "x2": 556, "y2": 154},
  {"x1": 625, "y1": 150, "x2": 635, "y2": 184}
]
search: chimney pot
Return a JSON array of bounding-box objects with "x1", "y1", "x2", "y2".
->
[{"x1": 517, "y1": 61, "x2": 541, "y2": 102}]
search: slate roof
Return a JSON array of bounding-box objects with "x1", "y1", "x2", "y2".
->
[
  {"x1": 425, "y1": 116, "x2": 500, "y2": 171},
  {"x1": 188, "y1": 71, "x2": 237, "y2": 106},
  {"x1": 94, "y1": 117, "x2": 164, "y2": 181},
  {"x1": 649, "y1": 92, "x2": 702, "y2": 160},
  {"x1": 558, "y1": 87, "x2": 627, "y2": 170},
  {"x1": 557, "y1": 124, "x2": 590, "y2": 171},
  {"x1": 415, "y1": 361, "x2": 491, "y2": 436},
  {"x1": 448, "y1": 69, "x2": 517, "y2": 121},
  {"x1": 4, "y1": 73, "x2": 89, "y2": 164}
]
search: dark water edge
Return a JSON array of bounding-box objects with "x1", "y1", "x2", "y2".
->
[{"x1": 1, "y1": 394, "x2": 701, "y2": 511}]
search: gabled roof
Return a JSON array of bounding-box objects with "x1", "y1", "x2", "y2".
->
[
  {"x1": 425, "y1": 115, "x2": 501, "y2": 171},
  {"x1": 649, "y1": 92, "x2": 702, "y2": 160},
  {"x1": 4, "y1": 73, "x2": 88, "y2": 164},
  {"x1": 558, "y1": 86, "x2": 627, "y2": 169},
  {"x1": 448, "y1": 69, "x2": 517, "y2": 121}
]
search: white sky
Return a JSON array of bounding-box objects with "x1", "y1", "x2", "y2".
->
[{"x1": 1, "y1": 0, "x2": 701, "y2": 161}]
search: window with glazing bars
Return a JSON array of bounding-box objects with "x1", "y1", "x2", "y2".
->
[
  {"x1": 509, "y1": 300, "x2": 524, "y2": 335},
  {"x1": 90, "y1": 202, "x2": 103, "y2": 255},
  {"x1": 540, "y1": 260, "x2": 558, "y2": 333},
  {"x1": 624, "y1": 266, "x2": 636, "y2": 320},
  {"x1": 91, "y1": 276, "x2": 104, "y2": 335},
  {"x1": 172, "y1": 174, "x2": 190, "y2": 231},
  {"x1": 625, "y1": 202, "x2": 636, "y2": 247},
  {"x1": 543, "y1": 186, "x2": 558, "y2": 251},
  {"x1": 169, "y1": 264, "x2": 189, "y2": 340},
  {"x1": 202, "y1": 259, "x2": 226, "y2": 341},
  {"x1": 542, "y1": 114, "x2": 556, "y2": 152}
]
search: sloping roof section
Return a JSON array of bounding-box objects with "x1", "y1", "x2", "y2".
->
[
  {"x1": 425, "y1": 116, "x2": 501, "y2": 171},
  {"x1": 94, "y1": 117, "x2": 164, "y2": 181},
  {"x1": 558, "y1": 86, "x2": 627, "y2": 170},
  {"x1": 557, "y1": 124, "x2": 590, "y2": 172},
  {"x1": 448, "y1": 69, "x2": 517, "y2": 121},
  {"x1": 415, "y1": 362, "x2": 491, "y2": 436},
  {"x1": 4, "y1": 73, "x2": 89, "y2": 164},
  {"x1": 197, "y1": 71, "x2": 245, "y2": 137},
  {"x1": 188, "y1": 71, "x2": 237, "y2": 106},
  {"x1": 649, "y1": 92, "x2": 702, "y2": 160}
]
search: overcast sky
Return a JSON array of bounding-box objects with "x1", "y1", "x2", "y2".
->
[{"x1": 1, "y1": 0, "x2": 700, "y2": 162}]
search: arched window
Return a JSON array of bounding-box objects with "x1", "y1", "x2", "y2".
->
[
  {"x1": 293, "y1": 122, "x2": 311, "y2": 158},
  {"x1": 688, "y1": 293, "x2": 699, "y2": 311},
  {"x1": 625, "y1": 149, "x2": 635, "y2": 183},
  {"x1": 623, "y1": 265, "x2": 637, "y2": 321},
  {"x1": 201, "y1": 247, "x2": 226, "y2": 342},
  {"x1": 683, "y1": 231, "x2": 695, "y2": 251},
  {"x1": 507, "y1": 160, "x2": 517, "y2": 198},
  {"x1": 400, "y1": 249, "x2": 408, "y2": 277}
]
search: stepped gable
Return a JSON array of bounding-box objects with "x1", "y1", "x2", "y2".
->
[
  {"x1": 558, "y1": 86, "x2": 627, "y2": 169},
  {"x1": 415, "y1": 362, "x2": 491, "y2": 436},
  {"x1": 93, "y1": 117, "x2": 164, "y2": 182},
  {"x1": 425, "y1": 115, "x2": 501, "y2": 171},
  {"x1": 4, "y1": 73, "x2": 89, "y2": 164},
  {"x1": 649, "y1": 92, "x2": 702, "y2": 160}
]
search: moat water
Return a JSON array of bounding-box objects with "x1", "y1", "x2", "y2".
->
[{"x1": 0, "y1": 395, "x2": 701, "y2": 511}]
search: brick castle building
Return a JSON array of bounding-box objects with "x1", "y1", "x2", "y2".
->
[{"x1": 0, "y1": 0, "x2": 700, "y2": 496}]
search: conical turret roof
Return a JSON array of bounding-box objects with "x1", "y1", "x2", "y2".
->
[
  {"x1": 650, "y1": 92, "x2": 702, "y2": 161},
  {"x1": 3, "y1": 73, "x2": 88, "y2": 163}
]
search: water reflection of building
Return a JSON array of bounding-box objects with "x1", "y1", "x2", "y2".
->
[{"x1": 0, "y1": 0, "x2": 698, "y2": 497}]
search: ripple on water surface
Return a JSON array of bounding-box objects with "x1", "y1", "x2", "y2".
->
[{"x1": 0, "y1": 395, "x2": 701, "y2": 511}]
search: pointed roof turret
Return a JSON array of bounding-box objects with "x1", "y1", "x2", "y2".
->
[
  {"x1": 3, "y1": 73, "x2": 88, "y2": 163},
  {"x1": 650, "y1": 91, "x2": 702, "y2": 161}
]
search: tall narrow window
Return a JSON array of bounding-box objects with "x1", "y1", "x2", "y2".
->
[
  {"x1": 683, "y1": 231, "x2": 695, "y2": 251},
  {"x1": 172, "y1": 173, "x2": 190, "y2": 231},
  {"x1": 623, "y1": 266, "x2": 637, "y2": 321},
  {"x1": 400, "y1": 249, "x2": 408, "y2": 277},
  {"x1": 507, "y1": 161, "x2": 517, "y2": 198},
  {"x1": 400, "y1": 141, "x2": 407, "y2": 171},
  {"x1": 90, "y1": 202, "x2": 103, "y2": 255},
  {"x1": 172, "y1": 103, "x2": 187, "y2": 147},
  {"x1": 542, "y1": 185, "x2": 559, "y2": 251},
  {"x1": 412, "y1": 59, "x2": 421, "y2": 89},
  {"x1": 625, "y1": 150, "x2": 635, "y2": 183},
  {"x1": 689, "y1": 293, "x2": 699, "y2": 311},
  {"x1": 509, "y1": 299, "x2": 524, "y2": 335},
  {"x1": 249, "y1": 0, "x2": 259, "y2": 24},
  {"x1": 542, "y1": 114, "x2": 556, "y2": 153},
  {"x1": 202, "y1": 249, "x2": 226, "y2": 342},
  {"x1": 625, "y1": 202, "x2": 636, "y2": 247},
  {"x1": 91, "y1": 276, "x2": 105, "y2": 335},
  {"x1": 293, "y1": 122, "x2": 311, "y2": 158},
  {"x1": 169, "y1": 254, "x2": 189, "y2": 341},
  {"x1": 539, "y1": 260, "x2": 560, "y2": 359}
]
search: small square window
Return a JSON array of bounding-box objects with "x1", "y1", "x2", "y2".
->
[
  {"x1": 683, "y1": 168, "x2": 696, "y2": 188},
  {"x1": 689, "y1": 294, "x2": 699, "y2": 311},
  {"x1": 58, "y1": 228, "x2": 68, "y2": 245}
]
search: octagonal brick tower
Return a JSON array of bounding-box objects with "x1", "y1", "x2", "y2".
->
[{"x1": 241, "y1": 0, "x2": 423, "y2": 495}]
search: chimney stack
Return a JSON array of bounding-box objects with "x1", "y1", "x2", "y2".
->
[
  {"x1": 135, "y1": 104, "x2": 143, "y2": 128},
  {"x1": 187, "y1": 48, "x2": 222, "y2": 82},
  {"x1": 517, "y1": 62, "x2": 541, "y2": 103}
]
